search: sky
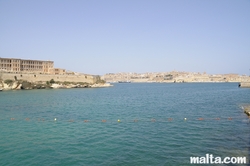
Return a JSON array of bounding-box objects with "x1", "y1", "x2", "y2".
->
[{"x1": 0, "y1": 0, "x2": 249, "y2": 75}]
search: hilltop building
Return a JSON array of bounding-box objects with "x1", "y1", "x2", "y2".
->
[{"x1": 0, "y1": 57, "x2": 65, "y2": 75}]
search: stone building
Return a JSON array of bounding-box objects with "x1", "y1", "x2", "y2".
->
[{"x1": 0, "y1": 57, "x2": 54, "y2": 74}]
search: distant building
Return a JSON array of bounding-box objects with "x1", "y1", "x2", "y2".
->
[{"x1": 0, "y1": 57, "x2": 65, "y2": 74}]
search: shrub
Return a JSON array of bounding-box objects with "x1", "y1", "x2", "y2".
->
[
  {"x1": 96, "y1": 79, "x2": 106, "y2": 84},
  {"x1": 4, "y1": 79, "x2": 13, "y2": 85},
  {"x1": 94, "y1": 75, "x2": 106, "y2": 84},
  {"x1": 49, "y1": 79, "x2": 55, "y2": 84},
  {"x1": 63, "y1": 81, "x2": 71, "y2": 85},
  {"x1": 77, "y1": 82, "x2": 88, "y2": 85}
]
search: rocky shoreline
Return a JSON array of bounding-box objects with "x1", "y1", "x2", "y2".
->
[
  {"x1": 243, "y1": 105, "x2": 250, "y2": 117},
  {"x1": 0, "y1": 80, "x2": 113, "y2": 91}
]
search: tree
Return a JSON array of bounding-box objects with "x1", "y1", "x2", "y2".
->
[{"x1": 49, "y1": 79, "x2": 55, "y2": 84}]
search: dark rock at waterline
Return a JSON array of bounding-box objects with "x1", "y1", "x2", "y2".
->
[
  {"x1": 21, "y1": 81, "x2": 32, "y2": 89},
  {"x1": 34, "y1": 84, "x2": 51, "y2": 89},
  {"x1": 20, "y1": 81, "x2": 49, "y2": 90}
]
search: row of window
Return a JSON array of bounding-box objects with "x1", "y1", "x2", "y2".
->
[
  {"x1": 0, "y1": 59, "x2": 54, "y2": 66},
  {"x1": 0, "y1": 59, "x2": 12, "y2": 63},
  {"x1": 0, "y1": 67, "x2": 43, "y2": 71},
  {"x1": 0, "y1": 64, "x2": 46, "y2": 69},
  {"x1": 22, "y1": 65, "x2": 43, "y2": 69},
  {"x1": 21, "y1": 61, "x2": 43, "y2": 65}
]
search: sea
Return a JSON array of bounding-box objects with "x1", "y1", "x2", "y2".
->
[{"x1": 0, "y1": 83, "x2": 250, "y2": 166}]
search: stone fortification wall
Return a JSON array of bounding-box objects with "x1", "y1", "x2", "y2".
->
[
  {"x1": 239, "y1": 82, "x2": 250, "y2": 88},
  {"x1": 0, "y1": 72, "x2": 94, "y2": 84}
]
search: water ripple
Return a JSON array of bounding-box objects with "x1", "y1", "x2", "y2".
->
[{"x1": 0, "y1": 83, "x2": 250, "y2": 165}]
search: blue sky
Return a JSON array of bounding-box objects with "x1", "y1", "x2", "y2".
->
[{"x1": 0, "y1": 0, "x2": 249, "y2": 75}]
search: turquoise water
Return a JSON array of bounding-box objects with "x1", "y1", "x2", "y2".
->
[{"x1": 0, "y1": 83, "x2": 250, "y2": 165}]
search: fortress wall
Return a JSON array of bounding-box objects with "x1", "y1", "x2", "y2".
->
[
  {"x1": 240, "y1": 82, "x2": 250, "y2": 88},
  {"x1": 0, "y1": 72, "x2": 94, "y2": 83}
]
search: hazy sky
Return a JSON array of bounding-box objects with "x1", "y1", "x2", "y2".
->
[{"x1": 0, "y1": 0, "x2": 249, "y2": 75}]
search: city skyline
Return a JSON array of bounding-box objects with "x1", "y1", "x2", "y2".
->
[{"x1": 0, "y1": 0, "x2": 249, "y2": 75}]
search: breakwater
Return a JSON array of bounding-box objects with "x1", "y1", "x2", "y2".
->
[{"x1": 239, "y1": 82, "x2": 250, "y2": 88}]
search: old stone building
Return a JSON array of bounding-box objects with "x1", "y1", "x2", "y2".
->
[{"x1": 0, "y1": 57, "x2": 59, "y2": 74}]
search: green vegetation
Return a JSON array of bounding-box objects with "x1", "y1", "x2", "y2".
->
[
  {"x1": 94, "y1": 75, "x2": 106, "y2": 84},
  {"x1": 45, "y1": 80, "x2": 89, "y2": 86},
  {"x1": 49, "y1": 79, "x2": 55, "y2": 84},
  {"x1": 63, "y1": 81, "x2": 71, "y2": 85},
  {"x1": 77, "y1": 82, "x2": 89, "y2": 85},
  {"x1": 164, "y1": 74, "x2": 173, "y2": 80},
  {"x1": 61, "y1": 81, "x2": 89, "y2": 85},
  {"x1": 96, "y1": 79, "x2": 106, "y2": 84},
  {"x1": 4, "y1": 79, "x2": 13, "y2": 85},
  {"x1": 45, "y1": 80, "x2": 90, "y2": 86}
]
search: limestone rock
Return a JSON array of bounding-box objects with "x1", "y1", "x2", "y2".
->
[
  {"x1": 11, "y1": 81, "x2": 19, "y2": 89},
  {"x1": 90, "y1": 83, "x2": 113, "y2": 88},
  {"x1": 16, "y1": 84, "x2": 22, "y2": 90},
  {"x1": 21, "y1": 81, "x2": 32, "y2": 89},
  {"x1": 3, "y1": 83, "x2": 11, "y2": 90},
  {"x1": 50, "y1": 83, "x2": 64, "y2": 89},
  {"x1": 0, "y1": 81, "x2": 3, "y2": 89}
]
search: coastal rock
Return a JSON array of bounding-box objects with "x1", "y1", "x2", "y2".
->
[
  {"x1": 0, "y1": 81, "x2": 3, "y2": 89},
  {"x1": 79, "y1": 84, "x2": 89, "y2": 88},
  {"x1": 21, "y1": 81, "x2": 32, "y2": 90},
  {"x1": 66, "y1": 84, "x2": 74, "y2": 88},
  {"x1": 90, "y1": 83, "x2": 113, "y2": 88},
  {"x1": 0, "y1": 79, "x2": 112, "y2": 90},
  {"x1": 16, "y1": 84, "x2": 22, "y2": 90},
  {"x1": 0, "y1": 82, "x2": 3, "y2": 91},
  {"x1": 0, "y1": 81, "x2": 15, "y2": 90},
  {"x1": 3, "y1": 83, "x2": 12, "y2": 90},
  {"x1": 11, "y1": 81, "x2": 19, "y2": 89},
  {"x1": 50, "y1": 83, "x2": 63, "y2": 89},
  {"x1": 32, "y1": 84, "x2": 48, "y2": 89},
  {"x1": 243, "y1": 106, "x2": 250, "y2": 116},
  {"x1": 71, "y1": 84, "x2": 79, "y2": 88}
]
